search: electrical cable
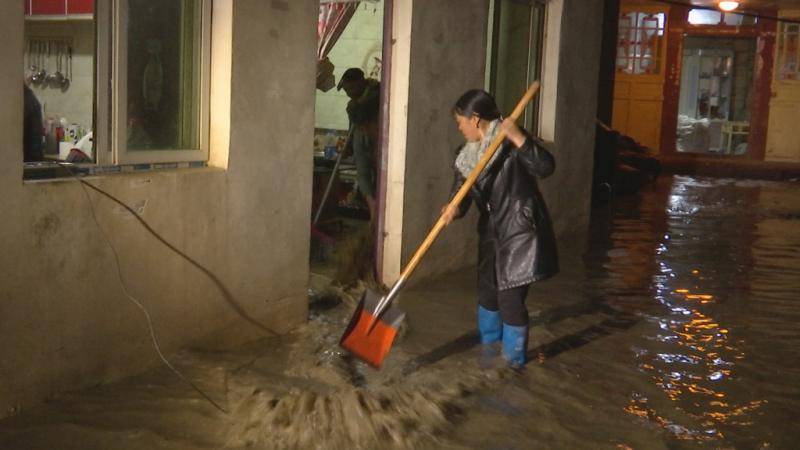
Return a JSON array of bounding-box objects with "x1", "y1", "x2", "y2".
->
[{"x1": 56, "y1": 162, "x2": 228, "y2": 414}]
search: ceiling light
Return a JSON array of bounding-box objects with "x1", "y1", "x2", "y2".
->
[{"x1": 718, "y1": 1, "x2": 740, "y2": 11}]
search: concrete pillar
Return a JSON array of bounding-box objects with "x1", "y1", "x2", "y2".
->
[{"x1": 382, "y1": 0, "x2": 490, "y2": 284}]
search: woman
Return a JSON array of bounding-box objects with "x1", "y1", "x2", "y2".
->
[{"x1": 442, "y1": 89, "x2": 558, "y2": 369}]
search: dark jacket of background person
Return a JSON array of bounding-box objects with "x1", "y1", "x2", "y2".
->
[
  {"x1": 344, "y1": 78, "x2": 380, "y2": 198},
  {"x1": 23, "y1": 84, "x2": 44, "y2": 162},
  {"x1": 449, "y1": 132, "x2": 558, "y2": 290}
]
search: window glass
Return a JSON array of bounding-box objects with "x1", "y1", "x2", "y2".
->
[
  {"x1": 617, "y1": 12, "x2": 666, "y2": 75},
  {"x1": 487, "y1": 0, "x2": 544, "y2": 132},
  {"x1": 688, "y1": 9, "x2": 756, "y2": 27},
  {"x1": 126, "y1": 0, "x2": 202, "y2": 152},
  {"x1": 777, "y1": 23, "x2": 800, "y2": 81},
  {"x1": 723, "y1": 13, "x2": 748, "y2": 26},
  {"x1": 688, "y1": 9, "x2": 722, "y2": 25},
  {"x1": 676, "y1": 37, "x2": 755, "y2": 156}
]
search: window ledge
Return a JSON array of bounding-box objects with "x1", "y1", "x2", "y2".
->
[
  {"x1": 25, "y1": 14, "x2": 94, "y2": 21},
  {"x1": 23, "y1": 161, "x2": 211, "y2": 182}
]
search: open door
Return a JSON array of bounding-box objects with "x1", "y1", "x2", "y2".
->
[
  {"x1": 612, "y1": 3, "x2": 668, "y2": 152},
  {"x1": 310, "y1": 1, "x2": 389, "y2": 285}
]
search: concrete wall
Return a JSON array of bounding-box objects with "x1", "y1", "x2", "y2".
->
[
  {"x1": 539, "y1": 0, "x2": 603, "y2": 238},
  {"x1": 395, "y1": 0, "x2": 603, "y2": 283},
  {"x1": 397, "y1": 0, "x2": 489, "y2": 282},
  {"x1": 0, "y1": 0, "x2": 317, "y2": 417}
]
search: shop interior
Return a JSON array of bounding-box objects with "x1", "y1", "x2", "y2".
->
[{"x1": 676, "y1": 36, "x2": 756, "y2": 156}]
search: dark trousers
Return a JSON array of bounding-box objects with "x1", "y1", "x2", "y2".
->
[{"x1": 477, "y1": 237, "x2": 531, "y2": 327}]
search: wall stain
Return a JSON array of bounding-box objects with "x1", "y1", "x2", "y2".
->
[
  {"x1": 129, "y1": 178, "x2": 152, "y2": 188},
  {"x1": 32, "y1": 213, "x2": 60, "y2": 248},
  {"x1": 271, "y1": 0, "x2": 288, "y2": 11}
]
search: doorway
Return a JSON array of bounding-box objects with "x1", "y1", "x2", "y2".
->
[
  {"x1": 310, "y1": 0, "x2": 387, "y2": 286},
  {"x1": 675, "y1": 37, "x2": 756, "y2": 156}
]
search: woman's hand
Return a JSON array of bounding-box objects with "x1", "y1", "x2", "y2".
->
[
  {"x1": 441, "y1": 203, "x2": 458, "y2": 226},
  {"x1": 500, "y1": 118, "x2": 526, "y2": 149}
]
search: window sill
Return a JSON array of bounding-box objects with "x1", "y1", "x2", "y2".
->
[
  {"x1": 25, "y1": 14, "x2": 94, "y2": 22},
  {"x1": 23, "y1": 161, "x2": 209, "y2": 182}
]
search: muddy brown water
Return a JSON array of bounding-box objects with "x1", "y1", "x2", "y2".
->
[{"x1": 1, "y1": 175, "x2": 798, "y2": 449}]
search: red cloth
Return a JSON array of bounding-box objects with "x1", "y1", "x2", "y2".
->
[{"x1": 317, "y1": 3, "x2": 359, "y2": 61}]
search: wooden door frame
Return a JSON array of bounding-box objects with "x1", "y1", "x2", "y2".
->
[
  {"x1": 659, "y1": 5, "x2": 777, "y2": 160},
  {"x1": 375, "y1": 0, "x2": 393, "y2": 281},
  {"x1": 613, "y1": 2, "x2": 670, "y2": 151}
]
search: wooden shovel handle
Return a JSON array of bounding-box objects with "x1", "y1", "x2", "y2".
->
[{"x1": 398, "y1": 81, "x2": 541, "y2": 282}]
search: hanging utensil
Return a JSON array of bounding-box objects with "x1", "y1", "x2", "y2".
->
[
  {"x1": 39, "y1": 41, "x2": 50, "y2": 86},
  {"x1": 61, "y1": 45, "x2": 72, "y2": 91},
  {"x1": 32, "y1": 41, "x2": 45, "y2": 85},
  {"x1": 51, "y1": 42, "x2": 64, "y2": 88},
  {"x1": 46, "y1": 41, "x2": 59, "y2": 87}
]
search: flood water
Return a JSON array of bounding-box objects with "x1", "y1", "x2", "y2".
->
[{"x1": 1, "y1": 175, "x2": 799, "y2": 449}]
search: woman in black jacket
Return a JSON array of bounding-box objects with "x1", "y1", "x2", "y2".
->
[{"x1": 442, "y1": 89, "x2": 558, "y2": 369}]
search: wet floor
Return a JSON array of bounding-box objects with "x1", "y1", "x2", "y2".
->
[{"x1": 1, "y1": 175, "x2": 799, "y2": 449}]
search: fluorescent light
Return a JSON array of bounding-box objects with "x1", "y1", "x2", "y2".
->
[{"x1": 718, "y1": 1, "x2": 739, "y2": 11}]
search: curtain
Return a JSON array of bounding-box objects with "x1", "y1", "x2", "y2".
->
[{"x1": 316, "y1": 2, "x2": 359, "y2": 91}]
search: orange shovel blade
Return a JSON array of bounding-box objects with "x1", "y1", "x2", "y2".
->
[{"x1": 340, "y1": 290, "x2": 405, "y2": 369}]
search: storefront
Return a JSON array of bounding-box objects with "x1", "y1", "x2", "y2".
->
[{"x1": 614, "y1": 0, "x2": 800, "y2": 163}]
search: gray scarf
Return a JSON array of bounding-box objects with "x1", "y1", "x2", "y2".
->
[{"x1": 454, "y1": 119, "x2": 502, "y2": 179}]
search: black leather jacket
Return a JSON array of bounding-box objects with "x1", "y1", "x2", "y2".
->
[{"x1": 450, "y1": 134, "x2": 559, "y2": 289}]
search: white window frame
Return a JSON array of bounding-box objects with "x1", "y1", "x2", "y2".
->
[{"x1": 95, "y1": 0, "x2": 211, "y2": 166}]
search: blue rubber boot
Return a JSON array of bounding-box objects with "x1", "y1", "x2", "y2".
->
[
  {"x1": 478, "y1": 305, "x2": 502, "y2": 344},
  {"x1": 502, "y1": 324, "x2": 528, "y2": 370}
]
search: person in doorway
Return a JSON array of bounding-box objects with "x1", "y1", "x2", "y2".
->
[
  {"x1": 23, "y1": 83, "x2": 44, "y2": 162},
  {"x1": 338, "y1": 67, "x2": 380, "y2": 218},
  {"x1": 441, "y1": 89, "x2": 558, "y2": 369}
]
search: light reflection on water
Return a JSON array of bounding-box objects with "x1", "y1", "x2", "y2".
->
[{"x1": 592, "y1": 175, "x2": 800, "y2": 446}]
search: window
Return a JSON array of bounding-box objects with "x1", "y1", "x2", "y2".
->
[
  {"x1": 105, "y1": 0, "x2": 211, "y2": 164},
  {"x1": 24, "y1": 9, "x2": 95, "y2": 166},
  {"x1": 777, "y1": 22, "x2": 800, "y2": 82},
  {"x1": 24, "y1": 0, "x2": 211, "y2": 176},
  {"x1": 485, "y1": 0, "x2": 545, "y2": 133},
  {"x1": 687, "y1": 9, "x2": 756, "y2": 27},
  {"x1": 616, "y1": 11, "x2": 666, "y2": 75}
]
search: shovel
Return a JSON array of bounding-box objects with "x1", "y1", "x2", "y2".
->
[{"x1": 340, "y1": 81, "x2": 542, "y2": 368}]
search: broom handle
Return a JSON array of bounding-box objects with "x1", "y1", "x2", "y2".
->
[{"x1": 398, "y1": 81, "x2": 541, "y2": 283}]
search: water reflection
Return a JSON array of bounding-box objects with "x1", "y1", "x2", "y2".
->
[{"x1": 595, "y1": 176, "x2": 799, "y2": 446}]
